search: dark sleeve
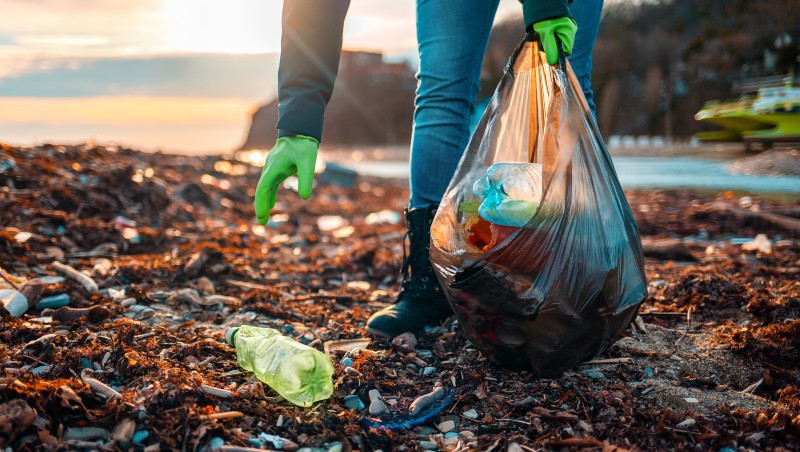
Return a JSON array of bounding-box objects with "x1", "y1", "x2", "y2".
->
[
  {"x1": 521, "y1": 0, "x2": 572, "y2": 30},
  {"x1": 276, "y1": 0, "x2": 350, "y2": 142}
]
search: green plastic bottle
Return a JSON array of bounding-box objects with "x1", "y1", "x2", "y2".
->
[{"x1": 226, "y1": 325, "x2": 335, "y2": 407}]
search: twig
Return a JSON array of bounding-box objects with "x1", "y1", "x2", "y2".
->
[
  {"x1": 134, "y1": 332, "x2": 156, "y2": 341},
  {"x1": 583, "y1": 358, "x2": 631, "y2": 365},
  {"x1": 0, "y1": 268, "x2": 21, "y2": 291},
  {"x1": 52, "y1": 261, "x2": 99, "y2": 293},
  {"x1": 199, "y1": 411, "x2": 244, "y2": 420},
  {"x1": 675, "y1": 307, "x2": 693, "y2": 346},
  {"x1": 740, "y1": 378, "x2": 764, "y2": 394}
]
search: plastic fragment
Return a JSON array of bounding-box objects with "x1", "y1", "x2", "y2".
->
[
  {"x1": 0, "y1": 289, "x2": 28, "y2": 317},
  {"x1": 36, "y1": 293, "x2": 70, "y2": 309}
]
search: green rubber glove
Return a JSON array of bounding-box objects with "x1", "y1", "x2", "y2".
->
[
  {"x1": 254, "y1": 135, "x2": 319, "y2": 225},
  {"x1": 533, "y1": 17, "x2": 578, "y2": 66}
]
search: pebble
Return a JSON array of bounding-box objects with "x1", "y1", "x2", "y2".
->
[
  {"x1": 343, "y1": 395, "x2": 365, "y2": 411},
  {"x1": 415, "y1": 426, "x2": 435, "y2": 437},
  {"x1": 391, "y1": 332, "x2": 418, "y2": 351},
  {"x1": 368, "y1": 389, "x2": 388, "y2": 415},
  {"x1": 462, "y1": 409, "x2": 478, "y2": 419},
  {"x1": 684, "y1": 397, "x2": 700, "y2": 403},
  {"x1": 676, "y1": 418, "x2": 696, "y2": 429},
  {"x1": 746, "y1": 432, "x2": 765, "y2": 443},
  {"x1": 423, "y1": 366, "x2": 437, "y2": 375},
  {"x1": 437, "y1": 420, "x2": 455, "y2": 433},
  {"x1": 419, "y1": 440, "x2": 438, "y2": 450}
]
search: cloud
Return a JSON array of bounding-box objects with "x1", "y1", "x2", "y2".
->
[{"x1": 0, "y1": 53, "x2": 279, "y2": 99}]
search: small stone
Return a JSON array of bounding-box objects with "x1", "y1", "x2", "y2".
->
[
  {"x1": 276, "y1": 415, "x2": 284, "y2": 427},
  {"x1": 343, "y1": 395, "x2": 365, "y2": 411},
  {"x1": 670, "y1": 354, "x2": 683, "y2": 361},
  {"x1": 684, "y1": 397, "x2": 699, "y2": 403},
  {"x1": 419, "y1": 440, "x2": 438, "y2": 450},
  {"x1": 462, "y1": 409, "x2": 478, "y2": 419},
  {"x1": 415, "y1": 426, "x2": 435, "y2": 437},
  {"x1": 392, "y1": 332, "x2": 418, "y2": 351},
  {"x1": 746, "y1": 432, "x2": 765, "y2": 444},
  {"x1": 368, "y1": 389, "x2": 388, "y2": 416},
  {"x1": 676, "y1": 418, "x2": 696, "y2": 429},
  {"x1": 437, "y1": 420, "x2": 455, "y2": 433},
  {"x1": 423, "y1": 366, "x2": 437, "y2": 375},
  {"x1": 459, "y1": 431, "x2": 475, "y2": 438}
]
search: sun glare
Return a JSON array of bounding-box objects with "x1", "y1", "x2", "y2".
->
[{"x1": 161, "y1": 0, "x2": 282, "y2": 54}]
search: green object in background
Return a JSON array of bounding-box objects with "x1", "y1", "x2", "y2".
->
[
  {"x1": 459, "y1": 202, "x2": 482, "y2": 214},
  {"x1": 533, "y1": 17, "x2": 578, "y2": 66},
  {"x1": 254, "y1": 135, "x2": 319, "y2": 225},
  {"x1": 227, "y1": 325, "x2": 334, "y2": 407}
]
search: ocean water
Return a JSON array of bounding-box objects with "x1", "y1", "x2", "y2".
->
[{"x1": 340, "y1": 156, "x2": 800, "y2": 194}]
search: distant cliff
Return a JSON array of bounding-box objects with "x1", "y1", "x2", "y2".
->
[{"x1": 240, "y1": 51, "x2": 416, "y2": 149}]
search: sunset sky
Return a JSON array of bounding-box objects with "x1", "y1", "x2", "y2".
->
[{"x1": 0, "y1": 0, "x2": 530, "y2": 153}]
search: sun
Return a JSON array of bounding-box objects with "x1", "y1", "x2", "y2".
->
[{"x1": 161, "y1": 0, "x2": 282, "y2": 54}]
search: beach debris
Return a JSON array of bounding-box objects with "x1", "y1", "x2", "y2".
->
[
  {"x1": 392, "y1": 332, "x2": 417, "y2": 351},
  {"x1": 51, "y1": 261, "x2": 99, "y2": 293},
  {"x1": 317, "y1": 215, "x2": 347, "y2": 232},
  {"x1": 0, "y1": 399, "x2": 37, "y2": 434},
  {"x1": 0, "y1": 289, "x2": 28, "y2": 317},
  {"x1": 368, "y1": 389, "x2": 388, "y2": 415},
  {"x1": 741, "y1": 234, "x2": 772, "y2": 254},
  {"x1": 365, "y1": 209, "x2": 402, "y2": 225},
  {"x1": 36, "y1": 293, "x2": 70, "y2": 310},
  {"x1": 52, "y1": 306, "x2": 112, "y2": 325},
  {"x1": 323, "y1": 338, "x2": 371, "y2": 357},
  {"x1": 112, "y1": 418, "x2": 136, "y2": 443},
  {"x1": 343, "y1": 395, "x2": 365, "y2": 411}
]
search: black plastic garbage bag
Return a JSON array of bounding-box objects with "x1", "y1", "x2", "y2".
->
[{"x1": 430, "y1": 38, "x2": 648, "y2": 376}]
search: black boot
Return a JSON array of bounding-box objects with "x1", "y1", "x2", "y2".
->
[{"x1": 366, "y1": 204, "x2": 453, "y2": 337}]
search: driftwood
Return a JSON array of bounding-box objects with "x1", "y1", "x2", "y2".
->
[
  {"x1": 710, "y1": 202, "x2": 800, "y2": 234},
  {"x1": 641, "y1": 237, "x2": 697, "y2": 261}
]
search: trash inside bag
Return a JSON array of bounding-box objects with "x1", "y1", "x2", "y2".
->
[{"x1": 430, "y1": 37, "x2": 648, "y2": 376}]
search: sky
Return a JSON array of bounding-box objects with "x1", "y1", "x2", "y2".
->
[{"x1": 0, "y1": 0, "x2": 525, "y2": 153}]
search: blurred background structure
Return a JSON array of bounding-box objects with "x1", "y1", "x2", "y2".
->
[{"x1": 0, "y1": 0, "x2": 798, "y2": 154}]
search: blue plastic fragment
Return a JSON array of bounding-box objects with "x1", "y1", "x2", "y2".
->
[
  {"x1": 31, "y1": 365, "x2": 52, "y2": 375},
  {"x1": 444, "y1": 432, "x2": 459, "y2": 438},
  {"x1": 644, "y1": 367, "x2": 655, "y2": 378},
  {"x1": 344, "y1": 395, "x2": 365, "y2": 411},
  {"x1": 362, "y1": 386, "x2": 456, "y2": 430},
  {"x1": 341, "y1": 357, "x2": 353, "y2": 367},
  {"x1": 132, "y1": 430, "x2": 149, "y2": 443},
  {"x1": 36, "y1": 293, "x2": 70, "y2": 309},
  {"x1": 282, "y1": 324, "x2": 295, "y2": 333}
]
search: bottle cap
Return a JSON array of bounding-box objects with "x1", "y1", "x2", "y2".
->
[{"x1": 225, "y1": 327, "x2": 238, "y2": 346}]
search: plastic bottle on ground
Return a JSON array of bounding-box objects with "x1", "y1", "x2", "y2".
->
[{"x1": 226, "y1": 325, "x2": 335, "y2": 407}]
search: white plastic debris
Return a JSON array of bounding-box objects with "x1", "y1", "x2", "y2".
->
[{"x1": 741, "y1": 234, "x2": 772, "y2": 254}]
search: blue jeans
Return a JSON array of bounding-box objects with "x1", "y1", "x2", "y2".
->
[{"x1": 409, "y1": 0, "x2": 604, "y2": 209}]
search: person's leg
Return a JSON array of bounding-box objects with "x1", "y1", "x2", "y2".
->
[
  {"x1": 367, "y1": 0, "x2": 500, "y2": 337},
  {"x1": 567, "y1": 0, "x2": 604, "y2": 118},
  {"x1": 408, "y1": 0, "x2": 502, "y2": 209}
]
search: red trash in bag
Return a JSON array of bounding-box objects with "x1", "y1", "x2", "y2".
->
[{"x1": 430, "y1": 38, "x2": 648, "y2": 376}]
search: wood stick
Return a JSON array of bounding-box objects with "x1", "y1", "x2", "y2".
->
[
  {"x1": 199, "y1": 411, "x2": 244, "y2": 420},
  {"x1": 584, "y1": 358, "x2": 631, "y2": 365}
]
